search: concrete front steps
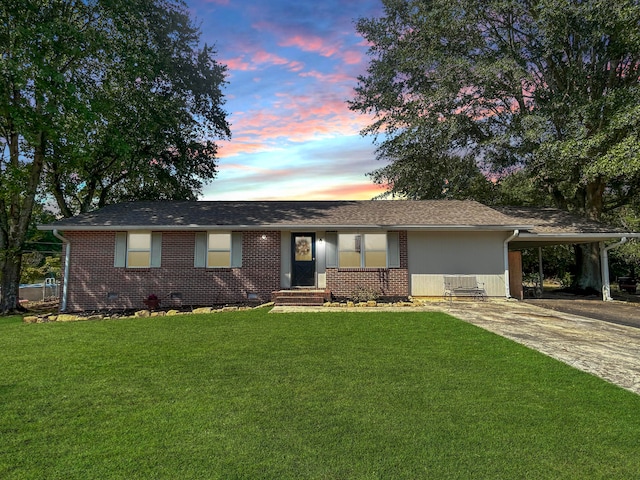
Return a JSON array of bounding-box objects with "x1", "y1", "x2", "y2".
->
[{"x1": 272, "y1": 289, "x2": 331, "y2": 306}]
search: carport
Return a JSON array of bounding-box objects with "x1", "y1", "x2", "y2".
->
[{"x1": 497, "y1": 207, "x2": 640, "y2": 302}]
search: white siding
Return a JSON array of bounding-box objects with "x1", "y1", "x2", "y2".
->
[{"x1": 408, "y1": 231, "x2": 507, "y2": 297}]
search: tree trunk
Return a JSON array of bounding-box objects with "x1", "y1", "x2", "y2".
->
[
  {"x1": 0, "y1": 127, "x2": 46, "y2": 314},
  {"x1": 571, "y1": 179, "x2": 605, "y2": 293},
  {"x1": 574, "y1": 242, "x2": 602, "y2": 293},
  {"x1": 0, "y1": 251, "x2": 25, "y2": 314}
]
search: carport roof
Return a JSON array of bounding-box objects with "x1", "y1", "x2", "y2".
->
[{"x1": 495, "y1": 206, "x2": 640, "y2": 247}]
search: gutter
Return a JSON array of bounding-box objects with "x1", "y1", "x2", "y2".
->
[
  {"x1": 52, "y1": 229, "x2": 70, "y2": 312},
  {"x1": 600, "y1": 237, "x2": 628, "y2": 301},
  {"x1": 503, "y1": 230, "x2": 519, "y2": 298},
  {"x1": 39, "y1": 224, "x2": 535, "y2": 232}
]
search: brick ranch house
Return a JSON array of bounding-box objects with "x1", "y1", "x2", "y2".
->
[{"x1": 39, "y1": 200, "x2": 637, "y2": 312}]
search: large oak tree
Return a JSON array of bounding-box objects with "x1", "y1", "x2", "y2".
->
[
  {"x1": 350, "y1": 0, "x2": 640, "y2": 290},
  {"x1": 0, "y1": 0, "x2": 229, "y2": 313}
]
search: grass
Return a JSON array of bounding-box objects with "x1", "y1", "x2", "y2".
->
[{"x1": 1, "y1": 310, "x2": 639, "y2": 479}]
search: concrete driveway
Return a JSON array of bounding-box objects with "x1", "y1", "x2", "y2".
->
[{"x1": 272, "y1": 300, "x2": 640, "y2": 395}]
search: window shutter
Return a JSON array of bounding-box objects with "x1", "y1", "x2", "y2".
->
[
  {"x1": 325, "y1": 232, "x2": 337, "y2": 267},
  {"x1": 114, "y1": 232, "x2": 127, "y2": 267},
  {"x1": 150, "y1": 232, "x2": 162, "y2": 267},
  {"x1": 388, "y1": 232, "x2": 400, "y2": 268},
  {"x1": 231, "y1": 232, "x2": 243, "y2": 267},
  {"x1": 194, "y1": 232, "x2": 207, "y2": 267}
]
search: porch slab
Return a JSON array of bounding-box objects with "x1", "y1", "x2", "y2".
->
[{"x1": 271, "y1": 289, "x2": 331, "y2": 306}]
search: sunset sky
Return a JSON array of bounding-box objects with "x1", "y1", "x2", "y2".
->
[{"x1": 186, "y1": 0, "x2": 388, "y2": 200}]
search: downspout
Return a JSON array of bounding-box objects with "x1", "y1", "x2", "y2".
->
[
  {"x1": 503, "y1": 230, "x2": 519, "y2": 298},
  {"x1": 600, "y1": 237, "x2": 627, "y2": 302},
  {"x1": 53, "y1": 229, "x2": 70, "y2": 312}
]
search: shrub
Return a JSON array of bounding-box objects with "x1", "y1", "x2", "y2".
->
[{"x1": 349, "y1": 286, "x2": 380, "y2": 303}]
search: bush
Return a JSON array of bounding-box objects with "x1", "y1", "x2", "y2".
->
[{"x1": 348, "y1": 286, "x2": 380, "y2": 303}]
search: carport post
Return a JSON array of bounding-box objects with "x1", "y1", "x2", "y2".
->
[
  {"x1": 538, "y1": 247, "x2": 544, "y2": 291},
  {"x1": 504, "y1": 230, "x2": 519, "y2": 298},
  {"x1": 600, "y1": 237, "x2": 627, "y2": 301}
]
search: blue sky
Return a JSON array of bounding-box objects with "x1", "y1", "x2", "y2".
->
[{"x1": 186, "y1": 0, "x2": 387, "y2": 200}]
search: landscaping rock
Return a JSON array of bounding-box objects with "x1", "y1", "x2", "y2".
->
[
  {"x1": 57, "y1": 314, "x2": 79, "y2": 322},
  {"x1": 166, "y1": 309, "x2": 181, "y2": 316},
  {"x1": 23, "y1": 316, "x2": 38, "y2": 324},
  {"x1": 135, "y1": 310, "x2": 151, "y2": 318},
  {"x1": 192, "y1": 307, "x2": 212, "y2": 314}
]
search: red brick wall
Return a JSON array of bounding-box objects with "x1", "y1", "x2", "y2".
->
[
  {"x1": 62, "y1": 231, "x2": 281, "y2": 312},
  {"x1": 326, "y1": 231, "x2": 409, "y2": 298}
]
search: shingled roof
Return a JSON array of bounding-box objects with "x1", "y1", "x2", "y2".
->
[
  {"x1": 39, "y1": 201, "x2": 640, "y2": 245},
  {"x1": 494, "y1": 206, "x2": 628, "y2": 234},
  {"x1": 40, "y1": 200, "x2": 529, "y2": 231}
]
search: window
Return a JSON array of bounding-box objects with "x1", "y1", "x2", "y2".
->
[
  {"x1": 207, "y1": 233, "x2": 231, "y2": 267},
  {"x1": 127, "y1": 232, "x2": 152, "y2": 267},
  {"x1": 114, "y1": 231, "x2": 162, "y2": 268},
  {"x1": 364, "y1": 233, "x2": 387, "y2": 268},
  {"x1": 338, "y1": 233, "x2": 387, "y2": 268},
  {"x1": 194, "y1": 232, "x2": 242, "y2": 268}
]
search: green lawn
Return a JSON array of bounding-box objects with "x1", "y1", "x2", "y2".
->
[{"x1": 1, "y1": 310, "x2": 639, "y2": 479}]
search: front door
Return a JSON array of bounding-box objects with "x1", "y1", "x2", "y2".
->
[{"x1": 292, "y1": 233, "x2": 315, "y2": 287}]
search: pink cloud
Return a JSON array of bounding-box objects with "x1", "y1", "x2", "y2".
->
[
  {"x1": 217, "y1": 139, "x2": 271, "y2": 158},
  {"x1": 252, "y1": 50, "x2": 289, "y2": 65},
  {"x1": 251, "y1": 50, "x2": 305, "y2": 72},
  {"x1": 279, "y1": 34, "x2": 340, "y2": 58},
  {"x1": 220, "y1": 91, "x2": 370, "y2": 154},
  {"x1": 285, "y1": 182, "x2": 388, "y2": 200},
  {"x1": 341, "y1": 50, "x2": 363, "y2": 65},
  {"x1": 223, "y1": 50, "x2": 305, "y2": 73},
  {"x1": 299, "y1": 70, "x2": 352, "y2": 84},
  {"x1": 222, "y1": 56, "x2": 254, "y2": 71}
]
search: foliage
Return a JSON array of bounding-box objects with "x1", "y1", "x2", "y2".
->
[
  {"x1": 45, "y1": 25, "x2": 230, "y2": 216},
  {"x1": 20, "y1": 255, "x2": 61, "y2": 284},
  {"x1": 2, "y1": 311, "x2": 640, "y2": 478},
  {"x1": 351, "y1": 0, "x2": 640, "y2": 214},
  {"x1": 521, "y1": 245, "x2": 575, "y2": 283},
  {"x1": 0, "y1": 0, "x2": 229, "y2": 313},
  {"x1": 350, "y1": 0, "x2": 640, "y2": 289},
  {"x1": 348, "y1": 285, "x2": 380, "y2": 303},
  {"x1": 606, "y1": 205, "x2": 640, "y2": 278}
]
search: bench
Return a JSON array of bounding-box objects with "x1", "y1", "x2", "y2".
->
[{"x1": 443, "y1": 275, "x2": 486, "y2": 302}]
